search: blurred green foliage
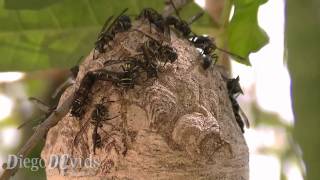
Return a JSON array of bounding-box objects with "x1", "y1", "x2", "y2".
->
[
  {"x1": 0, "y1": 0, "x2": 207, "y2": 71},
  {"x1": 287, "y1": 0, "x2": 320, "y2": 180},
  {"x1": 0, "y1": 0, "x2": 268, "y2": 71},
  {"x1": 4, "y1": 0, "x2": 64, "y2": 10}
]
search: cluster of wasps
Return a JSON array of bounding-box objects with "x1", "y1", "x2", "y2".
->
[
  {"x1": 69, "y1": 0, "x2": 251, "y2": 154},
  {"x1": 18, "y1": 1, "x2": 249, "y2": 156},
  {"x1": 70, "y1": 2, "x2": 187, "y2": 154}
]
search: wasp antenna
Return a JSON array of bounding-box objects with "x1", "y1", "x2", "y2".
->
[
  {"x1": 169, "y1": 0, "x2": 182, "y2": 20},
  {"x1": 17, "y1": 119, "x2": 33, "y2": 129},
  {"x1": 104, "y1": 8, "x2": 129, "y2": 33},
  {"x1": 17, "y1": 115, "x2": 45, "y2": 129},
  {"x1": 131, "y1": 28, "x2": 157, "y2": 41},
  {"x1": 51, "y1": 79, "x2": 74, "y2": 99},
  {"x1": 29, "y1": 97, "x2": 51, "y2": 112}
]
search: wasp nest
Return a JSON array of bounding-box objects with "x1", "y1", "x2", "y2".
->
[{"x1": 41, "y1": 8, "x2": 249, "y2": 180}]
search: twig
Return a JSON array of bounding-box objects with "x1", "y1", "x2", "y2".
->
[
  {"x1": 0, "y1": 88, "x2": 75, "y2": 180},
  {"x1": 162, "y1": 0, "x2": 192, "y2": 17}
]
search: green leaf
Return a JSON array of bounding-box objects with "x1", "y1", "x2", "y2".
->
[
  {"x1": 0, "y1": 0, "x2": 165, "y2": 71},
  {"x1": 0, "y1": 0, "x2": 213, "y2": 72},
  {"x1": 233, "y1": 0, "x2": 267, "y2": 7},
  {"x1": 4, "y1": 0, "x2": 64, "y2": 10},
  {"x1": 227, "y1": 0, "x2": 269, "y2": 65}
]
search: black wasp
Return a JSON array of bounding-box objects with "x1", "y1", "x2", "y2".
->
[
  {"x1": 190, "y1": 35, "x2": 218, "y2": 70},
  {"x1": 70, "y1": 66, "x2": 127, "y2": 119},
  {"x1": 91, "y1": 98, "x2": 119, "y2": 154},
  {"x1": 71, "y1": 62, "x2": 140, "y2": 115},
  {"x1": 104, "y1": 56, "x2": 156, "y2": 82},
  {"x1": 190, "y1": 35, "x2": 246, "y2": 69},
  {"x1": 144, "y1": 39, "x2": 177, "y2": 68},
  {"x1": 73, "y1": 97, "x2": 119, "y2": 155},
  {"x1": 70, "y1": 72, "x2": 95, "y2": 119},
  {"x1": 137, "y1": 8, "x2": 167, "y2": 33},
  {"x1": 201, "y1": 53, "x2": 218, "y2": 70},
  {"x1": 116, "y1": 62, "x2": 141, "y2": 89},
  {"x1": 94, "y1": 8, "x2": 132, "y2": 58},
  {"x1": 141, "y1": 39, "x2": 177, "y2": 66},
  {"x1": 105, "y1": 28, "x2": 177, "y2": 80},
  {"x1": 226, "y1": 76, "x2": 249, "y2": 133},
  {"x1": 134, "y1": 29, "x2": 177, "y2": 66},
  {"x1": 139, "y1": 37, "x2": 177, "y2": 79},
  {"x1": 165, "y1": 0, "x2": 203, "y2": 37},
  {"x1": 103, "y1": 58, "x2": 144, "y2": 89}
]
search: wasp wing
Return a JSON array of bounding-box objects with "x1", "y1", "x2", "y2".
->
[
  {"x1": 187, "y1": 12, "x2": 204, "y2": 25},
  {"x1": 73, "y1": 119, "x2": 91, "y2": 146},
  {"x1": 29, "y1": 97, "x2": 51, "y2": 113},
  {"x1": 239, "y1": 106, "x2": 250, "y2": 128},
  {"x1": 98, "y1": 15, "x2": 114, "y2": 37},
  {"x1": 104, "y1": 8, "x2": 129, "y2": 33},
  {"x1": 17, "y1": 115, "x2": 46, "y2": 129}
]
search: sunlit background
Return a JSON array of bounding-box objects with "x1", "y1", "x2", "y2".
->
[
  {"x1": 0, "y1": 0, "x2": 305, "y2": 179},
  {"x1": 234, "y1": 0, "x2": 305, "y2": 179}
]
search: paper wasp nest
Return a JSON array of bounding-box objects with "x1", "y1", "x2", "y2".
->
[{"x1": 41, "y1": 18, "x2": 249, "y2": 180}]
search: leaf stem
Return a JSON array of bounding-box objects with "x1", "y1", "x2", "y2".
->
[{"x1": 217, "y1": 0, "x2": 233, "y2": 70}]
